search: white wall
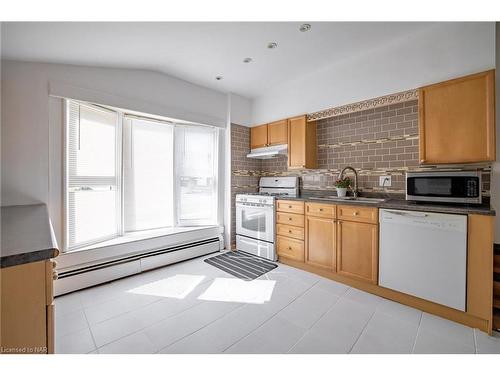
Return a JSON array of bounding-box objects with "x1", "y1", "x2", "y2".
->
[
  {"x1": 229, "y1": 93, "x2": 252, "y2": 126},
  {"x1": 252, "y1": 22, "x2": 496, "y2": 125}
]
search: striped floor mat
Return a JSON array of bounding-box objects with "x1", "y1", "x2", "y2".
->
[{"x1": 204, "y1": 251, "x2": 277, "y2": 280}]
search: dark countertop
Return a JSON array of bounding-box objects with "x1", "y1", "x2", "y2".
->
[
  {"x1": 278, "y1": 192, "x2": 495, "y2": 216},
  {"x1": 1, "y1": 204, "x2": 59, "y2": 268}
]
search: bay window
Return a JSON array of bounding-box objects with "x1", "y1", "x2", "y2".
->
[{"x1": 64, "y1": 100, "x2": 219, "y2": 251}]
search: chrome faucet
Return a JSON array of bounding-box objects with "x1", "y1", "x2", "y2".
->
[{"x1": 338, "y1": 166, "x2": 359, "y2": 198}]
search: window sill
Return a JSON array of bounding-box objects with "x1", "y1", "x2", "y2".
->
[{"x1": 68, "y1": 226, "x2": 218, "y2": 253}]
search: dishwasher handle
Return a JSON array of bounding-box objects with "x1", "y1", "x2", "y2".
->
[{"x1": 383, "y1": 210, "x2": 428, "y2": 218}]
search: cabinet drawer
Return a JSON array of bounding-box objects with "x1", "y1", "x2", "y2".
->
[
  {"x1": 277, "y1": 236, "x2": 305, "y2": 262},
  {"x1": 337, "y1": 205, "x2": 378, "y2": 224},
  {"x1": 277, "y1": 224, "x2": 304, "y2": 240},
  {"x1": 277, "y1": 212, "x2": 304, "y2": 227},
  {"x1": 277, "y1": 200, "x2": 304, "y2": 214},
  {"x1": 306, "y1": 202, "x2": 336, "y2": 218}
]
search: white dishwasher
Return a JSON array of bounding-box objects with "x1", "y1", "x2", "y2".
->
[{"x1": 379, "y1": 209, "x2": 467, "y2": 311}]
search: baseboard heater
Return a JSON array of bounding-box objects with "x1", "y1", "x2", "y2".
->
[{"x1": 55, "y1": 237, "x2": 221, "y2": 296}]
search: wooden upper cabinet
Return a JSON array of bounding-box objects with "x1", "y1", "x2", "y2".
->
[
  {"x1": 336, "y1": 220, "x2": 378, "y2": 284},
  {"x1": 419, "y1": 70, "x2": 496, "y2": 164},
  {"x1": 251, "y1": 121, "x2": 288, "y2": 149},
  {"x1": 250, "y1": 116, "x2": 318, "y2": 168},
  {"x1": 250, "y1": 124, "x2": 269, "y2": 149},
  {"x1": 267, "y1": 120, "x2": 288, "y2": 146},
  {"x1": 288, "y1": 115, "x2": 317, "y2": 169}
]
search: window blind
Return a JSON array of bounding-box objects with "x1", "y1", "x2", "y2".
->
[
  {"x1": 66, "y1": 101, "x2": 120, "y2": 249},
  {"x1": 175, "y1": 125, "x2": 218, "y2": 226},
  {"x1": 123, "y1": 118, "x2": 174, "y2": 231}
]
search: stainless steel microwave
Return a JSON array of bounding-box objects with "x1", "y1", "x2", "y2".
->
[{"x1": 406, "y1": 171, "x2": 482, "y2": 204}]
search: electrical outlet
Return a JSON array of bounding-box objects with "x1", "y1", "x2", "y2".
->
[{"x1": 379, "y1": 175, "x2": 392, "y2": 187}]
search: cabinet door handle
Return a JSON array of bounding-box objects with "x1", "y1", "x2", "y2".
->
[
  {"x1": 353, "y1": 212, "x2": 359, "y2": 216},
  {"x1": 288, "y1": 217, "x2": 292, "y2": 221},
  {"x1": 288, "y1": 230, "x2": 292, "y2": 233},
  {"x1": 288, "y1": 246, "x2": 292, "y2": 250},
  {"x1": 288, "y1": 205, "x2": 292, "y2": 208},
  {"x1": 319, "y1": 208, "x2": 323, "y2": 211}
]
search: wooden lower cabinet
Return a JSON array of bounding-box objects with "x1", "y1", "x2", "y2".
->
[
  {"x1": 277, "y1": 223, "x2": 304, "y2": 240},
  {"x1": 277, "y1": 235, "x2": 305, "y2": 262},
  {"x1": 337, "y1": 205, "x2": 378, "y2": 224},
  {"x1": 0, "y1": 260, "x2": 56, "y2": 354},
  {"x1": 277, "y1": 211, "x2": 305, "y2": 227},
  {"x1": 277, "y1": 200, "x2": 304, "y2": 215},
  {"x1": 305, "y1": 215, "x2": 336, "y2": 271},
  {"x1": 336, "y1": 220, "x2": 379, "y2": 284},
  {"x1": 276, "y1": 199, "x2": 305, "y2": 263}
]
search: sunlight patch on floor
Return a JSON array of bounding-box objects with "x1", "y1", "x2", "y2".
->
[
  {"x1": 126, "y1": 274, "x2": 205, "y2": 299},
  {"x1": 197, "y1": 277, "x2": 276, "y2": 304}
]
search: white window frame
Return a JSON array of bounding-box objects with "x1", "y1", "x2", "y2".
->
[
  {"x1": 63, "y1": 99, "x2": 123, "y2": 251},
  {"x1": 174, "y1": 124, "x2": 219, "y2": 227},
  {"x1": 122, "y1": 115, "x2": 176, "y2": 232},
  {"x1": 63, "y1": 100, "x2": 220, "y2": 252}
]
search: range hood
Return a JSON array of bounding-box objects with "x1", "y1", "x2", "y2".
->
[{"x1": 246, "y1": 144, "x2": 288, "y2": 159}]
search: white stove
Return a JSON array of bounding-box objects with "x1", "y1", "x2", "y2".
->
[{"x1": 235, "y1": 177, "x2": 298, "y2": 261}]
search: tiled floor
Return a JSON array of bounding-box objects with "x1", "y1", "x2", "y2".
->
[{"x1": 55, "y1": 253, "x2": 500, "y2": 354}]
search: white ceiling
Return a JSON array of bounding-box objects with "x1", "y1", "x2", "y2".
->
[{"x1": 1, "y1": 22, "x2": 436, "y2": 98}]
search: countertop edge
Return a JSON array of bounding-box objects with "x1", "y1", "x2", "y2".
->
[
  {"x1": 1, "y1": 204, "x2": 60, "y2": 268},
  {"x1": 274, "y1": 196, "x2": 495, "y2": 216},
  {"x1": 1, "y1": 248, "x2": 59, "y2": 269}
]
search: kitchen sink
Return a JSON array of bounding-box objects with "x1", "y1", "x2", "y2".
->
[{"x1": 313, "y1": 196, "x2": 386, "y2": 203}]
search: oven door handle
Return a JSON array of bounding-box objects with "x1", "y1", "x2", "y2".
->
[
  {"x1": 236, "y1": 203, "x2": 274, "y2": 210},
  {"x1": 237, "y1": 237, "x2": 270, "y2": 248}
]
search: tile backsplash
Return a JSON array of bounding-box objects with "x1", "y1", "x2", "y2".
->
[
  {"x1": 230, "y1": 99, "x2": 491, "y2": 244},
  {"x1": 259, "y1": 100, "x2": 421, "y2": 192}
]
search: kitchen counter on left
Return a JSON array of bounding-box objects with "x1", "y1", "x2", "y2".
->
[{"x1": 1, "y1": 204, "x2": 59, "y2": 268}]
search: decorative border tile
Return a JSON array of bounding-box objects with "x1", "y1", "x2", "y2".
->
[
  {"x1": 318, "y1": 133, "x2": 419, "y2": 149},
  {"x1": 307, "y1": 89, "x2": 419, "y2": 122}
]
